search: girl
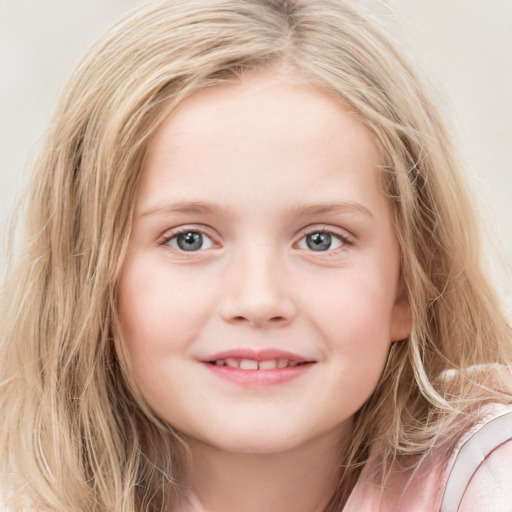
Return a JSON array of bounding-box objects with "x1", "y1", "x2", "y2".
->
[{"x1": 1, "y1": 1, "x2": 511, "y2": 510}]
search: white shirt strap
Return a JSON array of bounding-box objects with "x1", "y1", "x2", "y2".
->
[{"x1": 440, "y1": 409, "x2": 512, "y2": 512}]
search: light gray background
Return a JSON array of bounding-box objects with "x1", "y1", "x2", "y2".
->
[{"x1": 1, "y1": 0, "x2": 511, "y2": 298}]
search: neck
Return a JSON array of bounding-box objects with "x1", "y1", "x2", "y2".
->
[{"x1": 180, "y1": 428, "x2": 350, "y2": 512}]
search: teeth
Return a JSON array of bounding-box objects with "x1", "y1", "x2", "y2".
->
[
  {"x1": 239, "y1": 359, "x2": 259, "y2": 370},
  {"x1": 211, "y1": 358, "x2": 304, "y2": 369},
  {"x1": 225, "y1": 358, "x2": 239, "y2": 368}
]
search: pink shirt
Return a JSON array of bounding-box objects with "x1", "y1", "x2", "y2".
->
[{"x1": 344, "y1": 404, "x2": 512, "y2": 511}]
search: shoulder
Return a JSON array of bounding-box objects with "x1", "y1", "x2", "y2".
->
[
  {"x1": 346, "y1": 402, "x2": 512, "y2": 512},
  {"x1": 457, "y1": 439, "x2": 512, "y2": 511},
  {"x1": 440, "y1": 404, "x2": 512, "y2": 512}
]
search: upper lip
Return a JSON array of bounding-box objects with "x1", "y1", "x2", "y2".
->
[{"x1": 201, "y1": 348, "x2": 311, "y2": 363}]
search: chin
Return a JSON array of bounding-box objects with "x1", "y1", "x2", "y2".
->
[{"x1": 187, "y1": 425, "x2": 312, "y2": 456}]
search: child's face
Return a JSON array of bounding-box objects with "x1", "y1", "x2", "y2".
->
[{"x1": 118, "y1": 71, "x2": 411, "y2": 455}]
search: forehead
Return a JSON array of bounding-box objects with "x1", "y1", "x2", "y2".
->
[
  {"x1": 138, "y1": 70, "x2": 388, "y2": 216},
  {"x1": 147, "y1": 71, "x2": 380, "y2": 163}
]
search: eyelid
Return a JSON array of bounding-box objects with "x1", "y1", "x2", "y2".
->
[
  {"x1": 157, "y1": 223, "x2": 354, "y2": 253},
  {"x1": 294, "y1": 224, "x2": 354, "y2": 251},
  {"x1": 158, "y1": 224, "x2": 220, "y2": 250}
]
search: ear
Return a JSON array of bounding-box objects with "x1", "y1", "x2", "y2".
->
[{"x1": 390, "y1": 282, "x2": 412, "y2": 342}]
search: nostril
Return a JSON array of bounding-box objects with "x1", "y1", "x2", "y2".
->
[
  {"x1": 221, "y1": 294, "x2": 296, "y2": 327},
  {"x1": 230, "y1": 314, "x2": 288, "y2": 326},
  {"x1": 253, "y1": 315, "x2": 289, "y2": 327}
]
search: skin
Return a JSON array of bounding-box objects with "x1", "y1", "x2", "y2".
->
[{"x1": 118, "y1": 69, "x2": 411, "y2": 511}]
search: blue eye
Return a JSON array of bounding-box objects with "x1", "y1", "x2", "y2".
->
[
  {"x1": 298, "y1": 231, "x2": 345, "y2": 252},
  {"x1": 166, "y1": 231, "x2": 214, "y2": 251}
]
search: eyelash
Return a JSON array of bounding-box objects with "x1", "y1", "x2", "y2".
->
[
  {"x1": 158, "y1": 226, "x2": 216, "y2": 252},
  {"x1": 158, "y1": 225, "x2": 354, "y2": 253},
  {"x1": 296, "y1": 226, "x2": 353, "y2": 253}
]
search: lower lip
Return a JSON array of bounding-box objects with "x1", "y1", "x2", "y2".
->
[{"x1": 202, "y1": 362, "x2": 314, "y2": 386}]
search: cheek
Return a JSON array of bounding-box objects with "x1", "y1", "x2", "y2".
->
[
  {"x1": 117, "y1": 257, "x2": 213, "y2": 362},
  {"x1": 300, "y1": 268, "x2": 398, "y2": 398},
  {"x1": 304, "y1": 271, "x2": 398, "y2": 346},
  {"x1": 116, "y1": 259, "x2": 209, "y2": 413}
]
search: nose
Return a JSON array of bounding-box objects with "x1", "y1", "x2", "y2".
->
[{"x1": 220, "y1": 245, "x2": 296, "y2": 328}]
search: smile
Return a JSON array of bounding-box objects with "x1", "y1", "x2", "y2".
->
[
  {"x1": 201, "y1": 349, "x2": 315, "y2": 385},
  {"x1": 208, "y1": 358, "x2": 307, "y2": 369}
]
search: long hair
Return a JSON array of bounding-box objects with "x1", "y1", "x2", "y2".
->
[{"x1": 1, "y1": 1, "x2": 510, "y2": 510}]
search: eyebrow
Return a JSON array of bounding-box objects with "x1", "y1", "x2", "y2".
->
[
  {"x1": 140, "y1": 200, "x2": 374, "y2": 219},
  {"x1": 140, "y1": 201, "x2": 226, "y2": 217},
  {"x1": 294, "y1": 202, "x2": 374, "y2": 219}
]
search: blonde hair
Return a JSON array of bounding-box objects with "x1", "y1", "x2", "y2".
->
[{"x1": 1, "y1": 0, "x2": 510, "y2": 510}]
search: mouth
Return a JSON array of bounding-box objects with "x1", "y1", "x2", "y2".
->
[
  {"x1": 207, "y1": 358, "x2": 308, "y2": 370},
  {"x1": 200, "y1": 349, "x2": 315, "y2": 385}
]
